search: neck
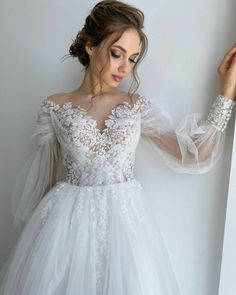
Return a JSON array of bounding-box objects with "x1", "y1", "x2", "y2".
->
[{"x1": 75, "y1": 67, "x2": 117, "y2": 95}]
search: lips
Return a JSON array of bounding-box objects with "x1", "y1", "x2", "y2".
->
[{"x1": 112, "y1": 75, "x2": 123, "y2": 81}]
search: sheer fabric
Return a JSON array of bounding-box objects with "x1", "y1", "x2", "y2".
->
[
  {"x1": 140, "y1": 97, "x2": 226, "y2": 174},
  {"x1": 10, "y1": 107, "x2": 64, "y2": 233}
]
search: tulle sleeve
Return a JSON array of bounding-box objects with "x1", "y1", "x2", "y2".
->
[
  {"x1": 140, "y1": 94, "x2": 235, "y2": 174},
  {"x1": 10, "y1": 99, "x2": 62, "y2": 233}
]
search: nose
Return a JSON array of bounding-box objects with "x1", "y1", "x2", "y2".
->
[{"x1": 118, "y1": 58, "x2": 130, "y2": 74}]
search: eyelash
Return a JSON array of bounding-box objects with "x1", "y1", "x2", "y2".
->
[{"x1": 110, "y1": 50, "x2": 137, "y2": 64}]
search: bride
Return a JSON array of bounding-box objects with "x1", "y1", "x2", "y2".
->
[{"x1": 1, "y1": 0, "x2": 236, "y2": 294}]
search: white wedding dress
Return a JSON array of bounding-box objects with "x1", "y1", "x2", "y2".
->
[{"x1": 0, "y1": 93, "x2": 230, "y2": 294}]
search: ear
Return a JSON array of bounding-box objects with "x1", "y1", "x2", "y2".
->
[{"x1": 85, "y1": 42, "x2": 95, "y2": 56}]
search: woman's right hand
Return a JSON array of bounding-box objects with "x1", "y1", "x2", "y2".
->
[{"x1": 217, "y1": 43, "x2": 236, "y2": 101}]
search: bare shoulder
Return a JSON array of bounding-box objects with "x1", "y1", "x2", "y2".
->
[
  {"x1": 122, "y1": 92, "x2": 142, "y2": 104},
  {"x1": 46, "y1": 92, "x2": 71, "y2": 106}
]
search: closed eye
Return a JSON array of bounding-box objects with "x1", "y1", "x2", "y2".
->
[{"x1": 110, "y1": 50, "x2": 137, "y2": 64}]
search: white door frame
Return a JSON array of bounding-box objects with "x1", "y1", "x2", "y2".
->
[{"x1": 218, "y1": 114, "x2": 236, "y2": 294}]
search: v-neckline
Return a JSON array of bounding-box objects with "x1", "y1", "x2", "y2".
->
[{"x1": 46, "y1": 95, "x2": 142, "y2": 136}]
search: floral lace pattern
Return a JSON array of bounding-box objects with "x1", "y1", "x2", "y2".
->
[
  {"x1": 40, "y1": 95, "x2": 151, "y2": 186},
  {"x1": 32, "y1": 180, "x2": 145, "y2": 294}
]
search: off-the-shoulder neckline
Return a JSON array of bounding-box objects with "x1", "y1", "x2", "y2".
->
[
  {"x1": 41, "y1": 94, "x2": 148, "y2": 135},
  {"x1": 42, "y1": 93, "x2": 146, "y2": 113}
]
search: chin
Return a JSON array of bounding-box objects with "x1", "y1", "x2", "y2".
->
[{"x1": 106, "y1": 80, "x2": 119, "y2": 88}]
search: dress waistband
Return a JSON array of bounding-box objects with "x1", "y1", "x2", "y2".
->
[{"x1": 55, "y1": 178, "x2": 142, "y2": 192}]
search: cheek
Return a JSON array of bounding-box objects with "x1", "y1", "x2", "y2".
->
[
  {"x1": 102, "y1": 59, "x2": 118, "y2": 76},
  {"x1": 108, "y1": 57, "x2": 120, "y2": 69}
]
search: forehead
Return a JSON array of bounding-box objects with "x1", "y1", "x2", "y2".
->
[{"x1": 110, "y1": 29, "x2": 141, "y2": 54}]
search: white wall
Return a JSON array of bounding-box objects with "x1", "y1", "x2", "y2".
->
[{"x1": 0, "y1": 1, "x2": 235, "y2": 294}]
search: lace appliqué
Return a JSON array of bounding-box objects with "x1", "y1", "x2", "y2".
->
[
  {"x1": 28, "y1": 182, "x2": 66, "y2": 266},
  {"x1": 39, "y1": 95, "x2": 150, "y2": 186},
  {"x1": 68, "y1": 181, "x2": 144, "y2": 294},
  {"x1": 32, "y1": 180, "x2": 145, "y2": 294}
]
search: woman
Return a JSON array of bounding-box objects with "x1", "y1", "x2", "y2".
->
[{"x1": 0, "y1": 0, "x2": 236, "y2": 294}]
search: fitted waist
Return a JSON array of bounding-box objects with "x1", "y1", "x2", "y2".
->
[
  {"x1": 64, "y1": 167, "x2": 134, "y2": 186},
  {"x1": 55, "y1": 178, "x2": 142, "y2": 193}
]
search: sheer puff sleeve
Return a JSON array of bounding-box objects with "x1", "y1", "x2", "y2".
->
[
  {"x1": 10, "y1": 99, "x2": 62, "y2": 233},
  {"x1": 140, "y1": 94, "x2": 235, "y2": 174}
]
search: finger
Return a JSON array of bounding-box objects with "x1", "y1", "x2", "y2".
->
[
  {"x1": 219, "y1": 55, "x2": 236, "y2": 74},
  {"x1": 221, "y1": 44, "x2": 236, "y2": 64},
  {"x1": 230, "y1": 52, "x2": 236, "y2": 69},
  {"x1": 224, "y1": 51, "x2": 236, "y2": 67},
  {"x1": 224, "y1": 53, "x2": 236, "y2": 75},
  {"x1": 218, "y1": 45, "x2": 236, "y2": 71}
]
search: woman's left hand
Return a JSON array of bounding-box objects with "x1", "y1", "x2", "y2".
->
[{"x1": 217, "y1": 43, "x2": 236, "y2": 101}]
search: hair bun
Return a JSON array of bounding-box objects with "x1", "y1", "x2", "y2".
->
[{"x1": 69, "y1": 35, "x2": 89, "y2": 67}]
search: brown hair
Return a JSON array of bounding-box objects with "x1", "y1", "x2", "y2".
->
[{"x1": 62, "y1": 0, "x2": 148, "y2": 104}]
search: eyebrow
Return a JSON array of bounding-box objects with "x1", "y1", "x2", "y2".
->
[{"x1": 111, "y1": 45, "x2": 140, "y2": 56}]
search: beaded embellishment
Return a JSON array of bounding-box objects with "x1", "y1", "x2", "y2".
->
[{"x1": 206, "y1": 94, "x2": 235, "y2": 132}]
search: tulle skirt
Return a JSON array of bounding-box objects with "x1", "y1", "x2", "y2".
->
[{"x1": 0, "y1": 179, "x2": 182, "y2": 295}]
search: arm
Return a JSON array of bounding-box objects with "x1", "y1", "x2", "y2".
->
[
  {"x1": 140, "y1": 94, "x2": 235, "y2": 174},
  {"x1": 148, "y1": 129, "x2": 220, "y2": 164},
  {"x1": 10, "y1": 100, "x2": 61, "y2": 232}
]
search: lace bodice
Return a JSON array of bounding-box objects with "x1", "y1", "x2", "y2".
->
[
  {"x1": 11, "y1": 93, "x2": 234, "y2": 231},
  {"x1": 39, "y1": 95, "x2": 150, "y2": 186}
]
